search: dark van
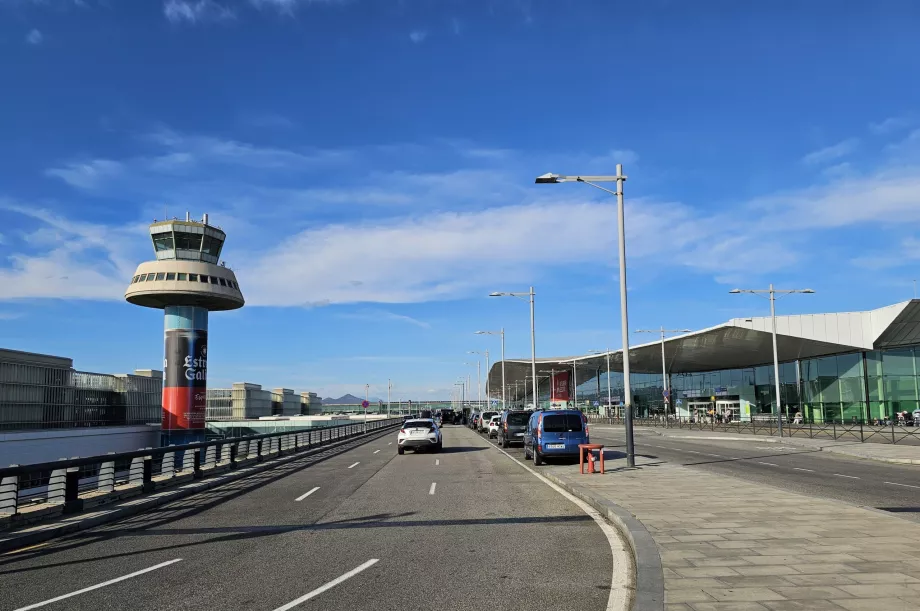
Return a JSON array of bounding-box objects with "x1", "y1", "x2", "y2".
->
[
  {"x1": 498, "y1": 410, "x2": 532, "y2": 447},
  {"x1": 523, "y1": 409, "x2": 588, "y2": 465}
]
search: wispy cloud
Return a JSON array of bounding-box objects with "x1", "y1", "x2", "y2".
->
[
  {"x1": 44, "y1": 159, "x2": 123, "y2": 189},
  {"x1": 450, "y1": 17, "x2": 461, "y2": 35},
  {"x1": 851, "y1": 236, "x2": 920, "y2": 270},
  {"x1": 164, "y1": 0, "x2": 234, "y2": 24},
  {"x1": 409, "y1": 29, "x2": 427, "y2": 43},
  {"x1": 801, "y1": 138, "x2": 858, "y2": 165},
  {"x1": 869, "y1": 116, "x2": 911, "y2": 135},
  {"x1": 25, "y1": 28, "x2": 42, "y2": 44},
  {"x1": 0, "y1": 311, "x2": 24, "y2": 320},
  {"x1": 249, "y1": 0, "x2": 348, "y2": 16},
  {"x1": 337, "y1": 309, "x2": 431, "y2": 328}
]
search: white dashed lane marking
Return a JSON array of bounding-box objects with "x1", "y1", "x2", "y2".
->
[{"x1": 347, "y1": 462, "x2": 360, "y2": 469}]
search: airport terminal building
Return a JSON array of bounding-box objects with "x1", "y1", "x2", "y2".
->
[{"x1": 488, "y1": 299, "x2": 920, "y2": 423}]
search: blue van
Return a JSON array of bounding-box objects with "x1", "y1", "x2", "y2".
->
[{"x1": 523, "y1": 409, "x2": 588, "y2": 465}]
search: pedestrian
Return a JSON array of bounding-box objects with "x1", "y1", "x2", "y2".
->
[{"x1": 794, "y1": 410, "x2": 803, "y2": 425}]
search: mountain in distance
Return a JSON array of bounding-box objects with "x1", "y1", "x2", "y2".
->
[{"x1": 323, "y1": 394, "x2": 383, "y2": 405}]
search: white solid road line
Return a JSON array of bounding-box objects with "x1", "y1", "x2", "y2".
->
[
  {"x1": 757, "y1": 462, "x2": 778, "y2": 466},
  {"x1": 687, "y1": 450, "x2": 701, "y2": 454},
  {"x1": 13, "y1": 559, "x2": 183, "y2": 611},
  {"x1": 794, "y1": 468, "x2": 814, "y2": 472},
  {"x1": 271, "y1": 559, "x2": 379, "y2": 611},
  {"x1": 373, "y1": 450, "x2": 380, "y2": 454},
  {"x1": 702, "y1": 453, "x2": 722, "y2": 457},
  {"x1": 295, "y1": 487, "x2": 320, "y2": 501},
  {"x1": 435, "y1": 459, "x2": 440, "y2": 465},
  {"x1": 491, "y1": 443, "x2": 630, "y2": 611},
  {"x1": 834, "y1": 473, "x2": 859, "y2": 479},
  {"x1": 429, "y1": 482, "x2": 437, "y2": 495},
  {"x1": 885, "y1": 481, "x2": 920, "y2": 489}
]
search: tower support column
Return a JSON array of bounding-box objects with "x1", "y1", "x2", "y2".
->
[{"x1": 162, "y1": 305, "x2": 209, "y2": 446}]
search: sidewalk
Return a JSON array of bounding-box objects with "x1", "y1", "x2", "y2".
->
[
  {"x1": 545, "y1": 455, "x2": 920, "y2": 611},
  {"x1": 598, "y1": 425, "x2": 920, "y2": 466}
]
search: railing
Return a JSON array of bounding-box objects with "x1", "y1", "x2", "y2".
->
[
  {"x1": 0, "y1": 417, "x2": 403, "y2": 526},
  {"x1": 586, "y1": 416, "x2": 920, "y2": 445}
]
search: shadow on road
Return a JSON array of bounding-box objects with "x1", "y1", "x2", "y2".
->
[{"x1": 437, "y1": 446, "x2": 487, "y2": 454}]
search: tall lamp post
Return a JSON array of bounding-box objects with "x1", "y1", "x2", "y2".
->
[
  {"x1": 536, "y1": 165, "x2": 633, "y2": 465},
  {"x1": 729, "y1": 285, "x2": 815, "y2": 438},
  {"x1": 387, "y1": 379, "x2": 392, "y2": 417},
  {"x1": 364, "y1": 383, "x2": 369, "y2": 432},
  {"x1": 489, "y1": 288, "x2": 537, "y2": 409},
  {"x1": 588, "y1": 349, "x2": 613, "y2": 417},
  {"x1": 463, "y1": 362, "x2": 479, "y2": 408},
  {"x1": 635, "y1": 327, "x2": 692, "y2": 417},
  {"x1": 476, "y1": 329, "x2": 506, "y2": 409},
  {"x1": 468, "y1": 350, "x2": 489, "y2": 408}
]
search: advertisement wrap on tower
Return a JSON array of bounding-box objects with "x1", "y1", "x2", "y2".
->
[
  {"x1": 551, "y1": 371, "x2": 570, "y2": 403},
  {"x1": 162, "y1": 329, "x2": 208, "y2": 430}
]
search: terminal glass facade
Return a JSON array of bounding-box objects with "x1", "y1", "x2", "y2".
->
[{"x1": 526, "y1": 342, "x2": 920, "y2": 423}]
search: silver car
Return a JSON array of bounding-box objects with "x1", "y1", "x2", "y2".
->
[{"x1": 397, "y1": 418, "x2": 442, "y2": 454}]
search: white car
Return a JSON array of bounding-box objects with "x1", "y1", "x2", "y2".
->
[
  {"x1": 397, "y1": 418, "x2": 442, "y2": 454},
  {"x1": 487, "y1": 415, "x2": 501, "y2": 438}
]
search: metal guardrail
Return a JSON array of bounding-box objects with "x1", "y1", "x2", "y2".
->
[
  {"x1": 0, "y1": 418, "x2": 403, "y2": 523},
  {"x1": 587, "y1": 416, "x2": 920, "y2": 445}
]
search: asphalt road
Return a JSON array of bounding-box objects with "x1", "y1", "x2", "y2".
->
[
  {"x1": 477, "y1": 423, "x2": 920, "y2": 522},
  {"x1": 0, "y1": 425, "x2": 613, "y2": 611}
]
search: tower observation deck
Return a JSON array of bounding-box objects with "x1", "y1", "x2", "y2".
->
[{"x1": 125, "y1": 213, "x2": 244, "y2": 445}]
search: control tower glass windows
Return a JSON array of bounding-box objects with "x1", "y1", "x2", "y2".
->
[
  {"x1": 152, "y1": 233, "x2": 174, "y2": 252},
  {"x1": 201, "y1": 235, "x2": 224, "y2": 258},
  {"x1": 175, "y1": 232, "x2": 202, "y2": 252},
  {"x1": 189, "y1": 273, "x2": 198, "y2": 282}
]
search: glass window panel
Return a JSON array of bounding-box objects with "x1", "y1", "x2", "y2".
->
[
  {"x1": 189, "y1": 273, "x2": 198, "y2": 282},
  {"x1": 882, "y1": 348, "x2": 915, "y2": 376},
  {"x1": 836, "y1": 353, "x2": 862, "y2": 378},
  {"x1": 839, "y1": 377, "x2": 864, "y2": 403},
  {"x1": 175, "y1": 232, "x2": 202, "y2": 251},
  {"x1": 177, "y1": 273, "x2": 187, "y2": 281},
  {"x1": 841, "y1": 402, "x2": 864, "y2": 422},
  {"x1": 885, "y1": 376, "x2": 917, "y2": 402},
  {"x1": 801, "y1": 359, "x2": 817, "y2": 381},
  {"x1": 209, "y1": 276, "x2": 218, "y2": 284},
  {"x1": 755, "y1": 365, "x2": 773, "y2": 386},
  {"x1": 866, "y1": 351, "x2": 883, "y2": 377},
  {"x1": 867, "y1": 376, "x2": 883, "y2": 401},
  {"x1": 131, "y1": 276, "x2": 139, "y2": 283},
  {"x1": 155, "y1": 273, "x2": 165, "y2": 281},
  {"x1": 817, "y1": 356, "x2": 838, "y2": 378},
  {"x1": 152, "y1": 234, "x2": 174, "y2": 252},
  {"x1": 823, "y1": 402, "x2": 842, "y2": 423},
  {"x1": 218, "y1": 277, "x2": 227, "y2": 286},
  {"x1": 166, "y1": 272, "x2": 176, "y2": 281},
  {"x1": 199, "y1": 275, "x2": 209, "y2": 283},
  {"x1": 144, "y1": 274, "x2": 155, "y2": 282}
]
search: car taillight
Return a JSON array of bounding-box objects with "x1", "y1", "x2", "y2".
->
[{"x1": 399, "y1": 429, "x2": 406, "y2": 434}]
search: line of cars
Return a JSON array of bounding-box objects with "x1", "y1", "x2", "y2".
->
[
  {"x1": 470, "y1": 408, "x2": 590, "y2": 465},
  {"x1": 395, "y1": 409, "x2": 459, "y2": 454}
]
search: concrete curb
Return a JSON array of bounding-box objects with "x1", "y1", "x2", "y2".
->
[
  {"x1": 543, "y1": 470, "x2": 664, "y2": 611},
  {"x1": 0, "y1": 427, "x2": 396, "y2": 554}
]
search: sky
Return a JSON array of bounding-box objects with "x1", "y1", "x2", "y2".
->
[{"x1": 2, "y1": 0, "x2": 920, "y2": 401}]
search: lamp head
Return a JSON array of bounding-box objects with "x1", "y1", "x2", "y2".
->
[
  {"x1": 488, "y1": 292, "x2": 503, "y2": 297},
  {"x1": 728, "y1": 289, "x2": 742, "y2": 294},
  {"x1": 801, "y1": 289, "x2": 816, "y2": 294},
  {"x1": 534, "y1": 173, "x2": 562, "y2": 184}
]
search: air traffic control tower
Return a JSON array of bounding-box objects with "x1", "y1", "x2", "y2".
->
[{"x1": 125, "y1": 213, "x2": 244, "y2": 445}]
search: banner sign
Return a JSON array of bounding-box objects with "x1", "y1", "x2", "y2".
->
[
  {"x1": 162, "y1": 329, "x2": 208, "y2": 431},
  {"x1": 551, "y1": 371, "x2": 570, "y2": 402}
]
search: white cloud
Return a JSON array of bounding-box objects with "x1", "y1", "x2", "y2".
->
[
  {"x1": 409, "y1": 29, "x2": 427, "y2": 43},
  {"x1": 163, "y1": 0, "x2": 234, "y2": 24},
  {"x1": 44, "y1": 159, "x2": 123, "y2": 189},
  {"x1": 249, "y1": 0, "x2": 347, "y2": 15},
  {"x1": 337, "y1": 309, "x2": 431, "y2": 328},
  {"x1": 0, "y1": 312, "x2": 24, "y2": 321},
  {"x1": 801, "y1": 138, "x2": 858, "y2": 165},
  {"x1": 869, "y1": 116, "x2": 911, "y2": 135},
  {"x1": 25, "y1": 28, "x2": 42, "y2": 44},
  {"x1": 851, "y1": 236, "x2": 920, "y2": 270}
]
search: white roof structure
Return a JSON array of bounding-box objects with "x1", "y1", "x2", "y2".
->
[{"x1": 488, "y1": 299, "x2": 920, "y2": 389}]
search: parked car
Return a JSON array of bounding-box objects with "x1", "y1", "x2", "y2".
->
[
  {"x1": 487, "y1": 415, "x2": 501, "y2": 438},
  {"x1": 498, "y1": 410, "x2": 532, "y2": 447},
  {"x1": 478, "y1": 411, "x2": 498, "y2": 433},
  {"x1": 470, "y1": 412, "x2": 481, "y2": 429},
  {"x1": 440, "y1": 410, "x2": 455, "y2": 425},
  {"x1": 397, "y1": 418, "x2": 442, "y2": 454},
  {"x1": 523, "y1": 409, "x2": 588, "y2": 465}
]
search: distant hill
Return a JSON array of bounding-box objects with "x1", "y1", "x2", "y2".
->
[{"x1": 323, "y1": 394, "x2": 382, "y2": 405}]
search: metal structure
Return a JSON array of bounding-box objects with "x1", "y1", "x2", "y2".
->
[
  {"x1": 489, "y1": 288, "x2": 537, "y2": 408},
  {"x1": 536, "y1": 165, "x2": 634, "y2": 465},
  {"x1": 476, "y1": 329, "x2": 506, "y2": 408},
  {"x1": 125, "y1": 213, "x2": 244, "y2": 446},
  {"x1": 634, "y1": 328, "x2": 692, "y2": 416}
]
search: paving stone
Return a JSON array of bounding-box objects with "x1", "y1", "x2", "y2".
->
[
  {"x1": 688, "y1": 603, "x2": 770, "y2": 611},
  {"x1": 664, "y1": 589, "x2": 715, "y2": 603},
  {"x1": 847, "y1": 573, "x2": 920, "y2": 584},
  {"x1": 832, "y1": 598, "x2": 920, "y2": 611},
  {"x1": 701, "y1": 587, "x2": 786, "y2": 602},
  {"x1": 782, "y1": 573, "x2": 858, "y2": 586},
  {"x1": 762, "y1": 600, "x2": 849, "y2": 611},
  {"x1": 674, "y1": 567, "x2": 742, "y2": 578},
  {"x1": 837, "y1": 584, "x2": 919, "y2": 598},
  {"x1": 771, "y1": 586, "x2": 853, "y2": 600}
]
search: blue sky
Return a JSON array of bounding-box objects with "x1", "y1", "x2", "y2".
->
[{"x1": 2, "y1": 0, "x2": 920, "y2": 401}]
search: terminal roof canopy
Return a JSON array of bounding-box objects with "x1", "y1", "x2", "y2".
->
[{"x1": 488, "y1": 300, "x2": 920, "y2": 391}]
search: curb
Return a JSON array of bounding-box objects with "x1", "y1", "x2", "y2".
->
[
  {"x1": 543, "y1": 470, "x2": 664, "y2": 611},
  {"x1": 0, "y1": 427, "x2": 395, "y2": 554}
]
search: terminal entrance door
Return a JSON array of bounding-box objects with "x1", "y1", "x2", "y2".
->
[
  {"x1": 687, "y1": 401, "x2": 713, "y2": 422},
  {"x1": 716, "y1": 400, "x2": 741, "y2": 422}
]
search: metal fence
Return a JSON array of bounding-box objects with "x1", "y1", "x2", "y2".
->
[
  {"x1": 586, "y1": 415, "x2": 920, "y2": 446},
  {"x1": 0, "y1": 417, "x2": 403, "y2": 524}
]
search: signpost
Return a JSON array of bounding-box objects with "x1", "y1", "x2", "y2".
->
[{"x1": 362, "y1": 399, "x2": 369, "y2": 433}]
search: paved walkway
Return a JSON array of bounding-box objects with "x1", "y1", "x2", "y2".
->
[
  {"x1": 611, "y1": 425, "x2": 920, "y2": 465},
  {"x1": 546, "y1": 454, "x2": 920, "y2": 611}
]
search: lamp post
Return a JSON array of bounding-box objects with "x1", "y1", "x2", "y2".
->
[
  {"x1": 468, "y1": 350, "x2": 489, "y2": 408},
  {"x1": 729, "y1": 285, "x2": 815, "y2": 437},
  {"x1": 387, "y1": 379, "x2": 392, "y2": 417},
  {"x1": 364, "y1": 383, "x2": 369, "y2": 432},
  {"x1": 635, "y1": 327, "x2": 692, "y2": 417},
  {"x1": 588, "y1": 349, "x2": 612, "y2": 417},
  {"x1": 463, "y1": 362, "x2": 478, "y2": 409},
  {"x1": 489, "y1": 287, "x2": 537, "y2": 409},
  {"x1": 476, "y1": 329, "x2": 505, "y2": 409},
  {"x1": 572, "y1": 358, "x2": 579, "y2": 410},
  {"x1": 536, "y1": 165, "x2": 633, "y2": 465}
]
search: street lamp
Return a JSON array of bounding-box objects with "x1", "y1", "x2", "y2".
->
[
  {"x1": 364, "y1": 383, "x2": 369, "y2": 432},
  {"x1": 536, "y1": 164, "x2": 634, "y2": 465},
  {"x1": 588, "y1": 349, "x2": 613, "y2": 417},
  {"x1": 489, "y1": 287, "x2": 538, "y2": 409},
  {"x1": 635, "y1": 327, "x2": 692, "y2": 417},
  {"x1": 387, "y1": 379, "x2": 392, "y2": 417},
  {"x1": 465, "y1": 357, "x2": 483, "y2": 406},
  {"x1": 476, "y1": 329, "x2": 506, "y2": 409},
  {"x1": 729, "y1": 285, "x2": 815, "y2": 438},
  {"x1": 468, "y1": 350, "x2": 490, "y2": 407}
]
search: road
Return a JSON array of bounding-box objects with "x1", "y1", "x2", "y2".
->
[
  {"x1": 479, "y1": 423, "x2": 920, "y2": 522},
  {"x1": 0, "y1": 425, "x2": 616, "y2": 611}
]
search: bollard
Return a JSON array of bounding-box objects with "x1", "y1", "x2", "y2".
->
[
  {"x1": 63, "y1": 468, "x2": 83, "y2": 514},
  {"x1": 230, "y1": 443, "x2": 238, "y2": 469},
  {"x1": 193, "y1": 449, "x2": 203, "y2": 479},
  {"x1": 142, "y1": 457, "x2": 155, "y2": 492}
]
